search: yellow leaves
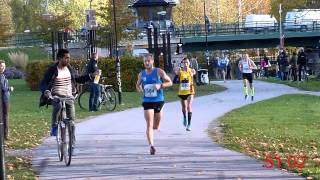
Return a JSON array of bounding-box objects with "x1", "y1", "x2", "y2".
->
[{"x1": 7, "y1": 163, "x2": 14, "y2": 171}]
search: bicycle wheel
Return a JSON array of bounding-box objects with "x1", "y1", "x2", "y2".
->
[
  {"x1": 101, "y1": 88, "x2": 117, "y2": 111},
  {"x1": 63, "y1": 120, "x2": 73, "y2": 166},
  {"x1": 78, "y1": 90, "x2": 90, "y2": 110},
  {"x1": 56, "y1": 123, "x2": 63, "y2": 161}
]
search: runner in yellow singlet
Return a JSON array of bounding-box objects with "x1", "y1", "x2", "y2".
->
[{"x1": 175, "y1": 57, "x2": 196, "y2": 131}]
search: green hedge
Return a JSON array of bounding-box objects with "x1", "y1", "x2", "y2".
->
[{"x1": 25, "y1": 56, "x2": 144, "y2": 92}]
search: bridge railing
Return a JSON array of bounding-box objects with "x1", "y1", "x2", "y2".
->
[{"x1": 172, "y1": 21, "x2": 320, "y2": 38}]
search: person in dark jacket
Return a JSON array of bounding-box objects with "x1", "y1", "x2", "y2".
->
[
  {"x1": 86, "y1": 52, "x2": 101, "y2": 111},
  {"x1": 297, "y1": 48, "x2": 308, "y2": 81},
  {"x1": 261, "y1": 54, "x2": 270, "y2": 78},
  {"x1": 279, "y1": 50, "x2": 289, "y2": 80},
  {"x1": 40, "y1": 49, "x2": 97, "y2": 136},
  {"x1": 0, "y1": 60, "x2": 13, "y2": 140},
  {"x1": 289, "y1": 51, "x2": 298, "y2": 81}
]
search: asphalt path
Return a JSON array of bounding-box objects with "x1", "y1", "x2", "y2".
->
[{"x1": 33, "y1": 80, "x2": 315, "y2": 179}]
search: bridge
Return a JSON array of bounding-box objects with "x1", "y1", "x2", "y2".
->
[{"x1": 174, "y1": 23, "x2": 320, "y2": 51}]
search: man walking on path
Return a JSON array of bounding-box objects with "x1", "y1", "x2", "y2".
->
[
  {"x1": 238, "y1": 54, "x2": 257, "y2": 101},
  {"x1": 175, "y1": 57, "x2": 196, "y2": 131},
  {"x1": 136, "y1": 53, "x2": 172, "y2": 155}
]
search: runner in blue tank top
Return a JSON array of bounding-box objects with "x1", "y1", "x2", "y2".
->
[{"x1": 136, "y1": 53, "x2": 172, "y2": 155}]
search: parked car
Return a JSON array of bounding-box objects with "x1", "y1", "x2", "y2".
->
[
  {"x1": 244, "y1": 14, "x2": 277, "y2": 33},
  {"x1": 284, "y1": 9, "x2": 320, "y2": 31}
]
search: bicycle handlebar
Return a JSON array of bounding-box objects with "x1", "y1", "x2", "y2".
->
[{"x1": 49, "y1": 95, "x2": 75, "y2": 102}]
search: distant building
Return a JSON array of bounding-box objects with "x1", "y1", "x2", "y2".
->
[{"x1": 129, "y1": 0, "x2": 178, "y2": 30}]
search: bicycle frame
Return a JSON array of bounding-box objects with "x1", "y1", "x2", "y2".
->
[{"x1": 53, "y1": 96, "x2": 75, "y2": 166}]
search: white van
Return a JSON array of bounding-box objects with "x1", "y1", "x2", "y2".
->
[
  {"x1": 284, "y1": 9, "x2": 320, "y2": 30},
  {"x1": 132, "y1": 48, "x2": 149, "y2": 57},
  {"x1": 244, "y1": 14, "x2": 277, "y2": 32}
]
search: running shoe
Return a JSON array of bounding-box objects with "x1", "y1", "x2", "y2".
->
[
  {"x1": 150, "y1": 146, "x2": 156, "y2": 155},
  {"x1": 186, "y1": 125, "x2": 191, "y2": 131},
  {"x1": 251, "y1": 96, "x2": 254, "y2": 101}
]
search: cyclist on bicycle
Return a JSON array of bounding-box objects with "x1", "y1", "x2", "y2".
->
[{"x1": 40, "y1": 49, "x2": 97, "y2": 136}]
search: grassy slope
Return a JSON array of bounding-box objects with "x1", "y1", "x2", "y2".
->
[{"x1": 211, "y1": 94, "x2": 320, "y2": 179}]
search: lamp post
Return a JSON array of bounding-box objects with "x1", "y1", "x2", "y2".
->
[
  {"x1": 279, "y1": 3, "x2": 284, "y2": 49},
  {"x1": 204, "y1": 0, "x2": 210, "y2": 83},
  {"x1": 112, "y1": 0, "x2": 122, "y2": 104}
]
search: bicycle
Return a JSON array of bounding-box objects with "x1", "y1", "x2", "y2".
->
[
  {"x1": 78, "y1": 77, "x2": 117, "y2": 111},
  {"x1": 51, "y1": 95, "x2": 75, "y2": 166}
]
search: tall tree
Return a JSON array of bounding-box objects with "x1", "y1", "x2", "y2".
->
[
  {"x1": 96, "y1": 0, "x2": 135, "y2": 39},
  {"x1": 173, "y1": 0, "x2": 272, "y2": 26},
  {"x1": 0, "y1": 0, "x2": 14, "y2": 45},
  {"x1": 9, "y1": 0, "x2": 43, "y2": 32}
]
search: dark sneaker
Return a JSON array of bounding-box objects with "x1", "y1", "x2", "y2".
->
[
  {"x1": 251, "y1": 96, "x2": 254, "y2": 101},
  {"x1": 183, "y1": 117, "x2": 187, "y2": 127},
  {"x1": 150, "y1": 146, "x2": 156, "y2": 155},
  {"x1": 50, "y1": 126, "x2": 58, "y2": 136}
]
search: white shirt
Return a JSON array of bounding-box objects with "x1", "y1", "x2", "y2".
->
[{"x1": 52, "y1": 66, "x2": 72, "y2": 97}]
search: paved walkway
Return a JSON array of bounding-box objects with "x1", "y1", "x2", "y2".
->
[{"x1": 32, "y1": 80, "x2": 315, "y2": 180}]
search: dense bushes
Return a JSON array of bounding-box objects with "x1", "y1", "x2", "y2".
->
[
  {"x1": 25, "y1": 56, "x2": 144, "y2": 91},
  {"x1": 4, "y1": 67, "x2": 25, "y2": 79}
]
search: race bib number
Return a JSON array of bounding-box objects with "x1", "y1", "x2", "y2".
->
[
  {"x1": 144, "y1": 84, "x2": 157, "y2": 97},
  {"x1": 243, "y1": 64, "x2": 250, "y2": 71},
  {"x1": 181, "y1": 83, "x2": 190, "y2": 91}
]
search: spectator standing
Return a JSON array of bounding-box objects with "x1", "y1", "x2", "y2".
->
[
  {"x1": 0, "y1": 60, "x2": 13, "y2": 140},
  {"x1": 190, "y1": 56, "x2": 199, "y2": 85},
  {"x1": 297, "y1": 48, "x2": 308, "y2": 81},
  {"x1": 261, "y1": 54, "x2": 271, "y2": 78},
  {"x1": 279, "y1": 50, "x2": 289, "y2": 80},
  {"x1": 289, "y1": 51, "x2": 298, "y2": 81},
  {"x1": 86, "y1": 52, "x2": 101, "y2": 112}
]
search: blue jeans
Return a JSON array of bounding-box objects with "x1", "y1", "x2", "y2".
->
[{"x1": 89, "y1": 82, "x2": 100, "y2": 111}]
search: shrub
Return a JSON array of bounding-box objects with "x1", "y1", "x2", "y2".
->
[
  {"x1": 4, "y1": 67, "x2": 25, "y2": 79},
  {"x1": 8, "y1": 51, "x2": 29, "y2": 71},
  {"x1": 25, "y1": 56, "x2": 144, "y2": 91}
]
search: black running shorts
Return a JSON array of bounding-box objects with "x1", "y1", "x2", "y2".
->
[
  {"x1": 242, "y1": 73, "x2": 253, "y2": 84},
  {"x1": 142, "y1": 101, "x2": 164, "y2": 113},
  {"x1": 178, "y1": 94, "x2": 191, "y2": 100}
]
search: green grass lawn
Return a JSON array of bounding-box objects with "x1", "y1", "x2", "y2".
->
[
  {"x1": 258, "y1": 77, "x2": 320, "y2": 91},
  {"x1": 210, "y1": 94, "x2": 320, "y2": 179},
  {"x1": 6, "y1": 79, "x2": 225, "y2": 179}
]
